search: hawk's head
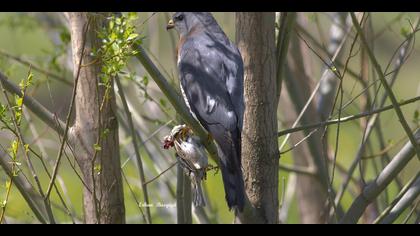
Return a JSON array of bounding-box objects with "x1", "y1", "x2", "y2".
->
[{"x1": 166, "y1": 12, "x2": 215, "y2": 37}]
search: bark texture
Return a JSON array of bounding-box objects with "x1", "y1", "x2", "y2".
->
[
  {"x1": 66, "y1": 12, "x2": 125, "y2": 224},
  {"x1": 235, "y1": 12, "x2": 279, "y2": 224}
]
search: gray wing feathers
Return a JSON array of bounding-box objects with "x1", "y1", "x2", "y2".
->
[{"x1": 179, "y1": 35, "x2": 244, "y2": 131}]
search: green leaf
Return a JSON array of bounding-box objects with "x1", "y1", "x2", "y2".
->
[
  {"x1": 101, "y1": 128, "x2": 110, "y2": 138},
  {"x1": 24, "y1": 144, "x2": 29, "y2": 153},
  {"x1": 127, "y1": 12, "x2": 138, "y2": 20},
  {"x1": 10, "y1": 140, "x2": 19, "y2": 157},
  {"x1": 401, "y1": 26, "x2": 410, "y2": 38},
  {"x1": 127, "y1": 33, "x2": 139, "y2": 41},
  {"x1": 5, "y1": 179, "x2": 11, "y2": 189},
  {"x1": 115, "y1": 17, "x2": 122, "y2": 25},
  {"x1": 59, "y1": 30, "x2": 71, "y2": 44},
  {"x1": 93, "y1": 143, "x2": 102, "y2": 151},
  {"x1": 159, "y1": 98, "x2": 167, "y2": 108},
  {"x1": 142, "y1": 76, "x2": 149, "y2": 87},
  {"x1": 0, "y1": 104, "x2": 7, "y2": 118},
  {"x1": 94, "y1": 164, "x2": 102, "y2": 174},
  {"x1": 27, "y1": 73, "x2": 33, "y2": 86},
  {"x1": 109, "y1": 20, "x2": 115, "y2": 30},
  {"x1": 16, "y1": 97, "x2": 23, "y2": 107}
]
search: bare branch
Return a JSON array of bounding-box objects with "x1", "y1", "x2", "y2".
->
[
  {"x1": 350, "y1": 12, "x2": 420, "y2": 161},
  {"x1": 0, "y1": 49, "x2": 73, "y2": 87},
  {"x1": 278, "y1": 95, "x2": 420, "y2": 137},
  {"x1": 340, "y1": 129, "x2": 420, "y2": 223},
  {"x1": 116, "y1": 76, "x2": 152, "y2": 224},
  {"x1": 0, "y1": 149, "x2": 48, "y2": 223},
  {"x1": 373, "y1": 171, "x2": 419, "y2": 223},
  {"x1": 379, "y1": 173, "x2": 420, "y2": 224},
  {"x1": 276, "y1": 12, "x2": 296, "y2": 102}
]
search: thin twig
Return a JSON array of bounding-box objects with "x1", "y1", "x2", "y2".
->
[
  {"x1": 45, "y1": 18, "x2": 91, "y2": 199},
  {"x1": 121, "y1": 171, "x2": 147, "y2": 223},
  {"x1": 278, "y1": 95, "x2": 420, "y2": 137},
  {"x1": 144, "y1": 161, "x2": 178, "y2": 185},
  {"x1": 0, "y1": 72, "x2": 65, "y2": 135},
  {"x1": 0, "y1": 149, "x2": 48, "y2": 223},
  {"x1": 0, "y1": 49, "x2": 73, "y2": 87},
  {"x1": 351, "y1": 12, "x2": 420, "y2": 161},
  {"x1": 279, "y1": 18, "x2": 351, "y2": 152},
  {"x1": 278, "y1": 163, "x2": 316, "y2": 176},
  {"x1": 334, "y1": 16, "x2": 420, "y2": 208},
  {"x1": 0, "y1": 69, "x2": 56, "y2": 223},
  {"x1": 116, "y1": 75, "x2": 152, "y2": 224}
]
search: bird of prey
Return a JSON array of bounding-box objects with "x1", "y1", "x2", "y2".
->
[{"x1": 167, "y1": 12, "x2": 245, "y2": 211}]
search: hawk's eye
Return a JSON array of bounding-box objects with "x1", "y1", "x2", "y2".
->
[{"x1": 176, "y1": 14, "x2": 184, "y2": 21}]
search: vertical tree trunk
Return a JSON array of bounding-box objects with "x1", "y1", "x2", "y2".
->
[
  {"x1": 66, "y1": 12, "x2": 125, "y2": 224},
  {"x1": 235, "y1": 12, "x2": 279, "y2": 224}
]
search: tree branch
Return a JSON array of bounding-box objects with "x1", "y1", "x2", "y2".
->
[
  {"x1": 350, "y1": 12, "x2": 420, "y2": 161},
  {"x1": 0, "y1": 71, "x2": 65, "y2": 135},
  {"x1": 373, "y1": 171, "x2": 419, "y2": 223},
  {"x1": 340, "y1": 129, "x2": 420, "y2": 223},
  {"x1": 0, "y1": 150, "x2": 48, "y2": 223},
  {"x1": 379, "y1": 173, "x2": 420, "y2": 224},
  {"x1": 276, "y1": 12, "x2": 296, "y2": 103},
  {"x1": 116, "y1": 76, "x2": 152, "y2": 224},
  {"x1": 278, "y1": 95, "x2": 420, "y2": 137},
  {"x1": 0, "y1": 49, "x2": 73, "y2": 87}
]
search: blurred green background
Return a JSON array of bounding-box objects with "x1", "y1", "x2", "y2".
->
[{"x1": 0, "y1": 12, "x2": 418, "y2": 223}]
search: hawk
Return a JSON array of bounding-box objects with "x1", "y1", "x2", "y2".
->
[{"x1": 167, "y1": 12, "x2": 245, "y2": 211}]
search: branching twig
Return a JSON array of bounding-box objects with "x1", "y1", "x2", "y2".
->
[
  {"x1": 0, "y1": 72, "x2": 65, "y2": 135},
  {"x1": 278, "y1": 95, "x2": 420, "y2": 137},
  {"x1": 0, "y1": 49, "x2": 73, "y2": 87},
  {"x1": 0, "y1": 71, "x2": 56, "y2": 223},
  {"x1": 0, "y1": 150, "x2": 48, "y2": 223},
  {"x1": 45, "y1": 18, "x2": 90, "y2": 199},
  {"x1": 334, "y1": 16, "x2": 420, "y2": 208},
  {"x1": 350, "y1": 12, "x2": 420, "y2": 161}
]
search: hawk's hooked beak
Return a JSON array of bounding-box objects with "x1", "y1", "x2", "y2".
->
[{"x1": 166, "y1": 19, "x2": 175, "y2": 30}]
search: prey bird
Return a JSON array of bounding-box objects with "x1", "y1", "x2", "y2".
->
[{"x1": 164, "y1": 125, "x2": 208, "y2": 207}]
